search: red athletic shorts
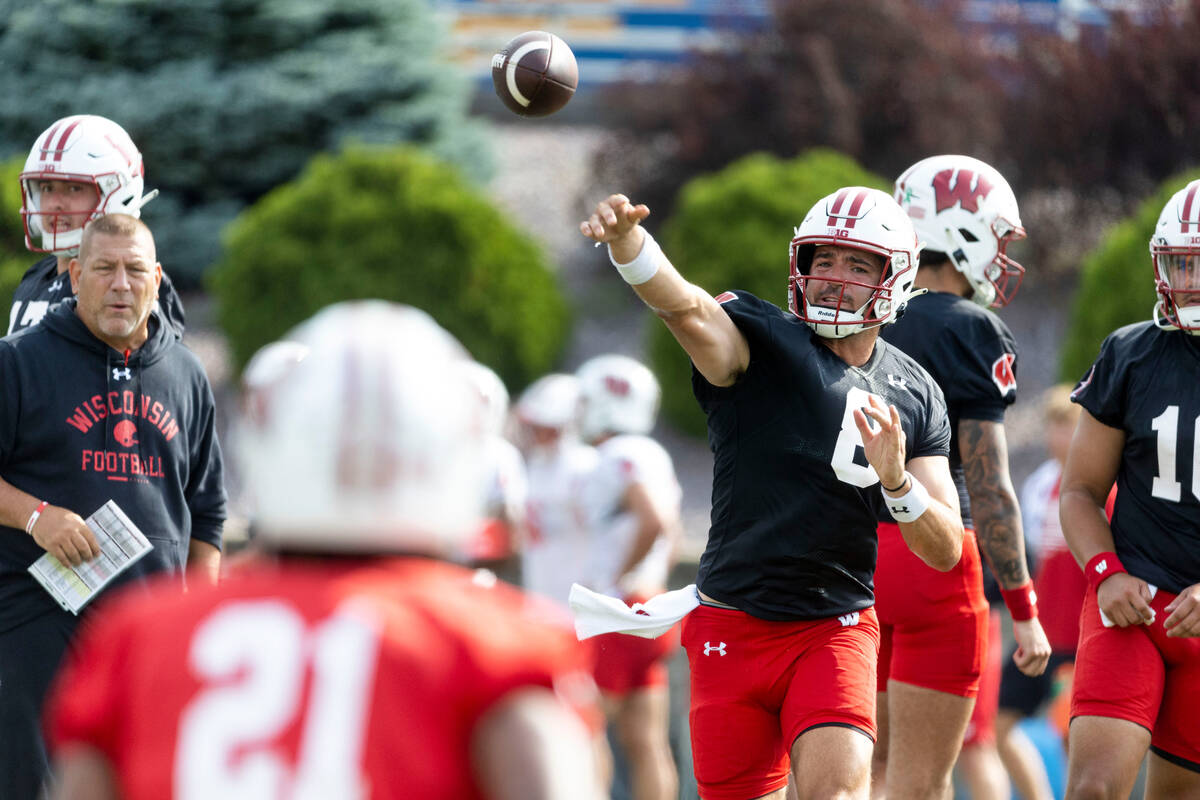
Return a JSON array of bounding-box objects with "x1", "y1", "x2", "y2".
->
[
  {"x1": 1072, "y1": 588, "x2": 1200, "y2": 769},
  {"x1": 963, "y1": 609, "x2": 1002, "y2": 746},
  {"x1": 875, "y1": 523, "x2": 989, "y2": 697},
  {"x1": 681, "y1": 603, "x2": 879, "y2": 800},
  {"x1": 593, "y1": 595, "x2": 678, "y2": 695}
]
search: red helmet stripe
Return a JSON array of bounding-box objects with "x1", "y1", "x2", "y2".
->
[
  {"x1": 38, "y1": 121, "x2": 65, "y2": 159},
  {"x1": 843, "y1": 190, "x2": 869, "y2": 230},
  {"x1": 52, "y1": 118, "x2": 84, "y2": 162},
  {"x1": 1181, "y1": 184, "x2": 1199, "y2": 233},
  {"x1": 827, "y1": 188, "x2": 851, "y2": 226}
]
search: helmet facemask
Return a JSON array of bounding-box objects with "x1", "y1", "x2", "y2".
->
[
  {"x1": 788, "y1": 239, "x2": 916, "y2": 339},
  {"x1": 1152, "y1": 248, "x2": 1200, "y2": 334}
]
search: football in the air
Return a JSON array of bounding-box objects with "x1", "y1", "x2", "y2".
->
[{"x1": 491, "y1": 31, "x2": 579, "y2": 118}]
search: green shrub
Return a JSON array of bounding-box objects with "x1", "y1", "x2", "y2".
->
[
  {"x1": 0, "y1": 157, "x2": 34, "y2": 315},
  {"x1": 1059, "y1": 168, "x2": 1200, "y2": 383},
  {"x1": 209, "y1": 146, "x2": 570, "y2": 390},
  {"x1": 651, "y1": 149, "x2": 889, "y2": 436}
]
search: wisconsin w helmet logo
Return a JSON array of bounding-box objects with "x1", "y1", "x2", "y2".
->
[{"x1": 933, "y1": 169, "x2": 994, "y2": 213}]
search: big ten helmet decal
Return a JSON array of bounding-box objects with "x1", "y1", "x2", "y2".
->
[
  {"x1": 788, "y1": 187, "x2": 921, "y2": 339},
  {"x1": 237, "y1": 301, "x2": 489, "y2": 554},
  {"x1": 20, "y1": 115, "x2": 153, "y2": 256},
  {"x1": 894, "y1": 154, "x2": 1026, "y2": 308},
  {"x1": 1150, "y1": 179, "x2": 1200, "y2": 334},
  {"x1": 575, "y1": 354, "x2": 661, "y2": 440}
]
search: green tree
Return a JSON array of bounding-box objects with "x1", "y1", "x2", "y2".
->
[
  {"x1": 652, "y1": 149, "x2": 889, "y2": 435},
  {"x1": 0, "y1": 157, "x2": 31, "y2": 317},
  {"x1": 0, "y1": 0, "x2": 491, "y2": 284},
  {"x1": 210, "y1": 146, "x2": 570, "y2": 389},
  {"x1": 1059, "y1": 169, "x2": 1200, "y2": 383}
]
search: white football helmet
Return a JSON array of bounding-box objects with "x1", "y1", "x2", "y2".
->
[
  {"x1": 788, "y1": 186, "x2": 921, "y2": 339},
  {"x1": 1150, "y1": 179, "x2": 1200, "y2": 335},
  {"x1": 460, "y1": 360, "x2": 510, "y2": 437},
  {"x1": 576, "y1": 354, "x2": 661, "y2": 440},
  {"x1": 894, "y1": 154, "x2": 1026, "y2": 308},
  {"x1": 237, "y1": 301, "x2": 489, "y2": 555},
  {"x1": 19, "y1": 115, "x2": 154, "y2": 256},
  {"x1": 515, "y1": 373, "x2": 580, "y2": 430}
]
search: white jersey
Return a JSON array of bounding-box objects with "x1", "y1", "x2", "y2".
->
[
  {"x1": 580, "y1": 434, "x2": 681, "y2": 598},
  {"x1": 1020, "y1": 457, "x2": 1066, "y2": 559},
  {"x1": 522, "y1": 439, "x2": 598, "y2": 608},
  {"x1": 486, "y1": 436, "x2": 527, "y2": 527}
]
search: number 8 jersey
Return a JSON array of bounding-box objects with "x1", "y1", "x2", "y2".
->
[
  {"x1": 1071, "y1": 321, "x2": 1200, "y2": 593},
  {"x1": 693, "y1": 291, "x2": 951, "y2": 622}
]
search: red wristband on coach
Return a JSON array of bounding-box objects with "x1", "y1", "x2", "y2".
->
[
  {"x1": 1000, "y1": 581, "x2": 1038, "y2": 622},
  {"x1": 1085, "y1": 551, "x2": 1126, "y2": 591}
]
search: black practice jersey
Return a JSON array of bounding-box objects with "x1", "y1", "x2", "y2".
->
[
  {"x1": 7, "y1": 256, "x2": 186, "y2": 338},
  {"x1": 1071, "y1": 322, "x2": 1200, "y2": 594},
  {"x1": 881, "y1": 291, "x2": 1018, "y2": 528},
  {"x1": 693, "y1": 291, "x2": 951, "y2": 621}
]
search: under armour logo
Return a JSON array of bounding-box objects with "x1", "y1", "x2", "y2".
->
[
  {"x1": 887, "y1": 374, "x2": 908, "y2": 390},
  {"x1": 891, "y1": 505, "x2": 910, "y2": 514},
  {"x1": 838, "y1": 612, "x2": 860, "y2": 627},
  {"x1": 49, "y1": 278, "x2": 63, "y2": 293},
  {"x1": 112, "y1": 367, "x2": 132, "y2": 381},
  {"x1": 703, "y1": 641, "x2": 726, "y2": 656},
  {"x1": 1094, "y1": 559, "x2": 1108, "y2": 574}
]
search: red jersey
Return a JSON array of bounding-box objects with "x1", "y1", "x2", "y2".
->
[{"x1": 46, "y1": 556, "x2": 598, "y2": 800}]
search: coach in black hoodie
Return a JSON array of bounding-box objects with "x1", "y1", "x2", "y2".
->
[{"x1": 0, "y1": 213, "x2": 225, "y2": 799}]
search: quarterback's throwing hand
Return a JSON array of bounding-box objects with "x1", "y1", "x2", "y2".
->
[{"x1": 580, "y1": 194, "x2": 650, "y2": 245}]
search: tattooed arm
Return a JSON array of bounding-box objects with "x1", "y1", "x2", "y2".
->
[{"x1": 959, "y1": 418, "x2": 1051, "y2": 676}]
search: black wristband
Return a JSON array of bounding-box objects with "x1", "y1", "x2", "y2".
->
[{"x1": 881, "y1": 475, "x2": 909, "y2": 493}]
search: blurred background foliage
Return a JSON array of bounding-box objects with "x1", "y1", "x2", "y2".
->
[
  {"x1": 209, "y1": 146, "x2": 570, "y2": 390},
  {"x1": 0, "y1": 0, "x2": 1197, "y2": 418},
  {"x1": 0, "y1": 0, "x2": 492, "y2": 286},
  {"x1": 653, "y1": 149, "x2": 889, "y2": 434},
  {"x1": 1058, "y1": 168, "x2": 1200, "y2": 383},
  {"x1": 0, "y1": 157, "x2": 28, "y2": 311}
]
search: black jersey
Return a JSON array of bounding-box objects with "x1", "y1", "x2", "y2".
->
[
  {"x1": 1071, "y1": 322, "x2": 1200, "y2": 594},
  {"x1": 693, "y1": 291, "x2": 951, "y2": 621},
  {"x1": 6, "y1": 256, "x2": 186, "y2": 338},
  {"x1": 881, "y1": 291, "x2": 1018, "y2": 528}
]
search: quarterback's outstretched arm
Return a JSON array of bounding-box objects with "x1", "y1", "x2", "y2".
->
[{"x1": 580, "y1": 195, "x2": 749, "y2": 387}]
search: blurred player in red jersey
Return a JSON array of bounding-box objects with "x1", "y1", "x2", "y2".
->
[
  {"x1": 875, "y1": 155, "x2": 1051, "y2": 800},
  {"x1": 576, "y1": 354, "x2": 681, "y2": 800},
  {"x1": 582, "y1": 188, "x2": 964, "y2": 800},
  {"x1": 44, "y1": 301, "x2": 605, "y2": 800},
  {"x1": 1060, "y1": 180, "x2": 1200, "y2": 799}
]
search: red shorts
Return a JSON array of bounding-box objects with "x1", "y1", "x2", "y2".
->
[
  {"x1": 681, "y1": 603, "x2": 879, "y2": 800},
  {"x1": 593, "y1": 600, "x2": 678, "y2": 695},
  {"x1": 1072, "y1": 588, "x2": 1200, "y2": 768},
  {"x1": 875, "y1": 523, "x2": 989, "y2": 697},
  {"x1": 963, "y1": 609, "x2": 1002, "y2": 745}
]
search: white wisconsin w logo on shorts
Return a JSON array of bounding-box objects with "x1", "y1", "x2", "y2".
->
[
  {"x1": 838, "y1": 612, "x2": 860, "y2": 627},
  {"x1": 703, "y1": 641, "x2": 726, "y2": 656}
]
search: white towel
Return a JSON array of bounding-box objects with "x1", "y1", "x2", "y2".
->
[
  {"x1": 569, "y1": 583, "x2": 701, "y2": 640},
  {"x1": 1100, "y1": 584, "x2": 1157, "y2": 628}
]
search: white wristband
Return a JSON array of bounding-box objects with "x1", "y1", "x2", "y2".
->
[
  {"x1": 882, "y1": 473, "x2": 930, "y2": 523},
  {"x1": 608, "y1": 230, "x2": 663, "y2": 285}
]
